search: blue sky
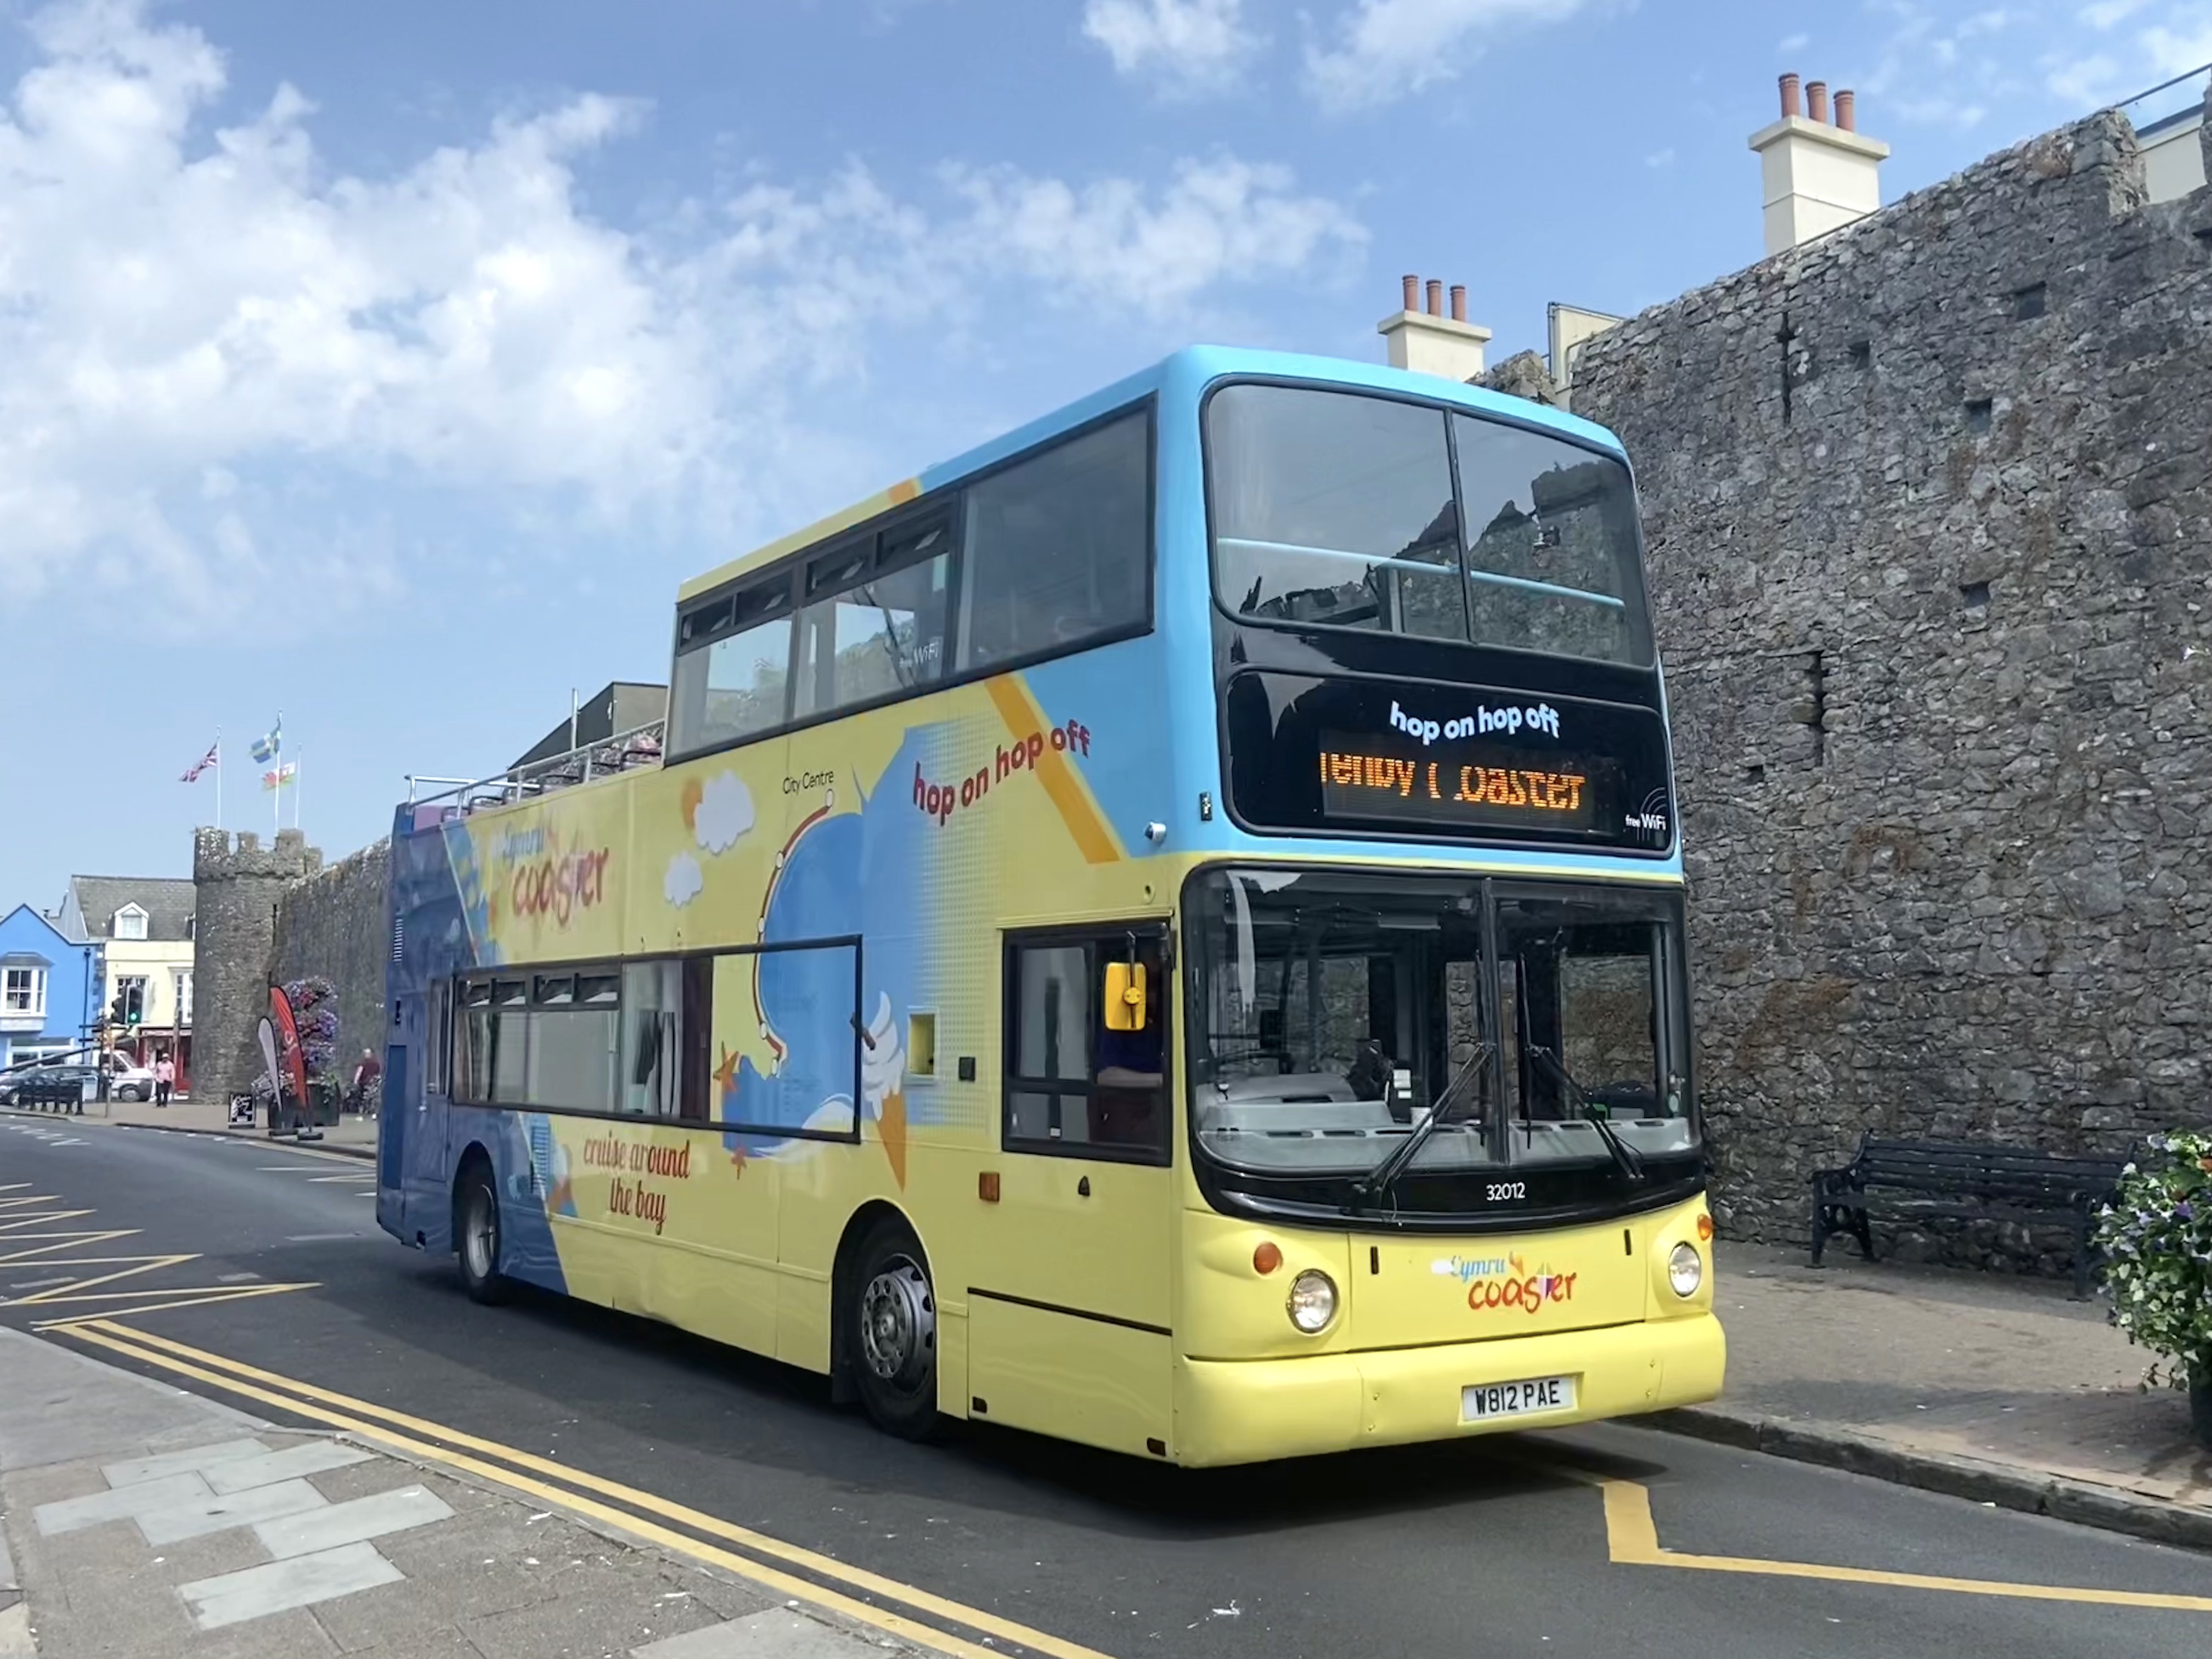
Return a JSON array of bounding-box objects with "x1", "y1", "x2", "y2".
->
[{"x1": 2, "y1": 0, "x2": 2207, "y2": 906}]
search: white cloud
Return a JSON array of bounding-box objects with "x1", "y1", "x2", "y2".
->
[
  {"x1": 1303, "y1": 0, "x2": 1589, "y2": 113},
  {"x1": 1778, "y1": 31, "x2": 1810, "y2": 52},
  {"x1": 1644, "y1": 147, "x2": 1675, "y2": 168},
  {"x1": 694, "y1": 771, "x2": 753, "y2": 855},
  {"x1": 0, "y1": 1, "x2": 1363, "y2": 618},
  {"x1": 1083, "y1": 0, "x2": 1261, "y2": 94},
  {"x1": 943, "y1": 157, "x2": 1365, "y2": 314},
  {"x1": 2079, "y1": 0, "x2": 2151, "y2": 29},
  {"x1": 663, "y1": 851, "x2": 703, "y2": 908}
]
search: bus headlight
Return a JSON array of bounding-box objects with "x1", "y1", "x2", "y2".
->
[
  {"x1": 1286, "y1": 1269, "x2": 1338, "y2": 1333},
  {"x1": 1667, "y1": 1243, "x2": 1703, "y2": 1299}
]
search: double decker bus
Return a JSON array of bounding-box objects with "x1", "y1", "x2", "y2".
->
[{"x1": 377, "y1": 346, "x2": 1723, "y2": 1466}]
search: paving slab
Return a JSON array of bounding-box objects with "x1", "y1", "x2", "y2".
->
[
  {"x1": 634, "y1": 1607, "x2": 899, "y2": 1658},
  {"x1": 201, "y1": 1442, "x2": 374, "y2": 1496},
  {"x1": 180, "y1": 1541, "x2": 405, "y2": 1630},
  {"x1": 135, "y1": 1475, "x2": 331, "y2": 1546},
  {"x1": 254, "y1": 1485, "x2": 453, "y2": 1560}
]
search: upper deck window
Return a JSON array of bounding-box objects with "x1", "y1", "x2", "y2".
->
[
  {"x1": 667, "y1": 403, "x2": 1153, "y2": 762},
  {"x1": 1206, "y1": 385, "x2": 1651, "y2": 667},
  {"x1": 957, "y1": 410, "x2": 1149, "y2": 672}
]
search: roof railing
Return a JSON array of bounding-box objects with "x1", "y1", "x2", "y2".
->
[{"x1": 402, "y1": 719, "x2": 666, "y2": 821}]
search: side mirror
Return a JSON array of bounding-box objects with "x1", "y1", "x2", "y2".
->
[{"x1": 1103, "y1": 961, "x2": 1147, "y2": 1031}]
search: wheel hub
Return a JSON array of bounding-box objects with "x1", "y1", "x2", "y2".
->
[{"x1": 859, "y1": 1257, "x2": 934, "y2": 1390}]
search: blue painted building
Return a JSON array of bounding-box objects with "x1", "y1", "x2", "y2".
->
[{"x1": 0, "y1": 904, "x2": 103, "y2": 1074}]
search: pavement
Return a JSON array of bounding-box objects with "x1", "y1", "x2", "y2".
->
[
  {"x1": 6, "y1": 1094, "x2": 377, "y2": 1159},
  {"x1": 0, "y1": 1327, "x2": 941, "y2": 1657},
  {"x1": 1671, "y1": 1241, "x2": 2212, "y2": 1549},
  {"x1": 7, "y1": 1120, "x2": 2212, "y2": 1656}
]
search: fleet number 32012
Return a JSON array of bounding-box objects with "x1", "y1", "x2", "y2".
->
[{"x1": 1485, "y1": 1181, "x2": 1527, "y2": 1201}]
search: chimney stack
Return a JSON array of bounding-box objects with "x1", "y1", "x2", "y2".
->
[
  {"x1": 1378, "y1": 275, "x2": 1493, "y2": 383},
  {"x1": 1749, "y1": 74, "x2": 1891, "y2": 256}
]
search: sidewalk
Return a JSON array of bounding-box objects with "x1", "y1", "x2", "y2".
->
[
  {"x1": 5, "y1": 1095, "x2": 376, "y2": 1160},
  {"x1": 0, "y1": 1329, "x2": 932, "y2": 1658},
  {"x1": 1656, "y1": 1242, "x2": 2212, "y2": 1549}
]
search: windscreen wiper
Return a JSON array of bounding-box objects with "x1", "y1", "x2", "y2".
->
[
  {"x1": 1350, "y1": 1040, "x2": 1495, "y2": 1214},
  {"x1": 1525, "y1": 1045, "x2": 1647, "y2": 1184}
]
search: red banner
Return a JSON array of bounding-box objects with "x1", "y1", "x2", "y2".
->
[{"x1": 268, "y1": 985, "x2": 309, "y2": 1109}]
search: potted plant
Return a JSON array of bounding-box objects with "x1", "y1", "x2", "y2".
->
[{"x1": 2096, "y1": 1130, "x2": 2212, "y2": 1448}]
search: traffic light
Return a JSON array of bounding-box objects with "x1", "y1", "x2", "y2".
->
[
  {"x1": 107, "y1": 992, "x2": 125, "y2": 1028},
  {"x1": 126, "y1": 983, "x2": 144, "y2": 1026}
]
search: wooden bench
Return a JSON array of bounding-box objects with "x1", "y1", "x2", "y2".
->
[{"x1": 1810, "y1": 1135, "x2": 2131, "y2": 1298}]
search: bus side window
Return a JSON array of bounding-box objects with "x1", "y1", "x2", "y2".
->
[{"x1": 1003, "y1": 931, "x2": 1168, "y2": 1162}]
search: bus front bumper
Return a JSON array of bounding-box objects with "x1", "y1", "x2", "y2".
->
[{"x1": 1172, "y1": 1313, "x2": 1725, "y2": 1468}]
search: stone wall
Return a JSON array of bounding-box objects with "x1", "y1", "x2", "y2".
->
[
  {"x1": 190, "y1": 828, "x2": 322, "y2": 1108},
  {"x1": 1554, "y1": 112, "x2": 2212, "y2": 1243},
  {"x1": 268, "y1": 839, "x2": 392, "y2": 1094}
]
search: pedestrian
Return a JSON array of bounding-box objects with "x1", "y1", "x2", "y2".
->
[
  {"x1": 351, "y1": 1047, "x2": 382, "y2": 1115},
  {"x1": 154, "y1": 1052, "x2": 174, "y2": 1107}
]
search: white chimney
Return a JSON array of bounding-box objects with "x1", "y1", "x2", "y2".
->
[
  {"x1": 1749, "y1": 74, "x2": 1889, "y2": 256},
  {"x1": 1378, "y1": 274, "x2": 1493, "y2": 382}
]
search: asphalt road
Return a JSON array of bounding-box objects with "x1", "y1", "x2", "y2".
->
[{"x1": 5, "y1": 1115, "x2": 2211, "y2": 1659}]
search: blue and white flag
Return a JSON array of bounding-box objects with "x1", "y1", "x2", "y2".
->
[{"x1": 249, "y1": 718, "x2": 281, "y2": 764}]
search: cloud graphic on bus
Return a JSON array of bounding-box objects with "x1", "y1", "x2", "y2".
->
[
  {"x1": 664, "y1": 852, "x2": 704, "y2": 908},
  {"x1": 695, "y1": 772, "x2": 753, "y2": 855}
]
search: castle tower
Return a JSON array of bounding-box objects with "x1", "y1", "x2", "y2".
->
[{"x1": 191, "y1": 827, "x2": 323, "y2": 1108}]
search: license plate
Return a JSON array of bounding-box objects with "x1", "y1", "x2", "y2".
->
[{"x1": 1461, "y1": 1374, "x2": 1577, "y2": 1422}]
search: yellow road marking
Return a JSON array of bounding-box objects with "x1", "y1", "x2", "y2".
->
[
  {"x1": 308, "y1": 1173, "x2": 376, "y2": 1183},
  {"x1": 0, "y1": 1232, "x2": 138, "y2": 1265},
  {"x1": 0, "y1": 1183, "x2": 31, "y2": 1192},
  {"x1": 32, "y1": 1284, "x2": 319, "y2": 1329},
  {"x1": 0, "y1": 1195, "x2": 61, "y2": 1210},
  {"x1": 1589, "y1": 1472, "x2": 2212, "y2": 1612},
  {"x1": 5, "y1": 1255, "x2": 199, "y2": 1306},
  {"x1": 0, "y1": 1210, "x2": 94, "y2": 1233},
  {"x1": 72, "y1": 1321, "x2": 1115, "y2": 1659}
]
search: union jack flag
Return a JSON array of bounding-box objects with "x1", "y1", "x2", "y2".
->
[{"x1": 180, "y1": 741, "x2": 218, "y2": 783}]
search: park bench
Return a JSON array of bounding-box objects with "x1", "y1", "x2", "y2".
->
[{"x1": 1810, "y1": 1134, "x2": 2131, "y2": 1299}]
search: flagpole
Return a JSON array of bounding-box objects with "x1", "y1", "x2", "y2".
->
[
  {"x1": 215, "y1": 730, "x2": 223, "y2": 833},
  {"x1": 295, "y1": 748, "x2": 303, "y2": 833}
]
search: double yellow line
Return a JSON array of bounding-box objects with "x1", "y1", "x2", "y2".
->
[{"x1": 64, "y1": 1319, "x2": 1113, "y2": 1659}]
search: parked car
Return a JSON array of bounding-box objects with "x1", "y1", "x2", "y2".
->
[
  {"x1": 105, "y1": 1057, "x2": 157, "y2": 1101},
  {"x1": 2, "y1": 1063, "x2": 95, "y2": 1105}
]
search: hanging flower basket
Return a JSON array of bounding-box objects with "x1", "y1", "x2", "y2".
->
[{"x1": 2095, "y1": 1130, "x2": 2212, "y2": 1449}]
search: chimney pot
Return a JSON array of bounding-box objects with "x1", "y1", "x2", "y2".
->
[
  {"x1": 1779, "y1": 72, "x2": 1802, "y2": 119},
  {"x1": 1425, "y1": 279, "x2": 1443, "y2": 317},
  {"x1": 1834, "y1": 89, "x2": 1856, "y2": 131},
  {"x1": 1402, "y1": 273, "x2": 1419, "y2": 311},
  {"x1": 1806, "y1": 80, "x2": 1829, "y2": 123},
  {"x1": 1449, "y1": 284, "x2": 1467, "y2": 323}
]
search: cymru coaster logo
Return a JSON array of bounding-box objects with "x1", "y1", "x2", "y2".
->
[{"x1": 1438, "y1": 1252, "x2": 1578, "y2": 1316}]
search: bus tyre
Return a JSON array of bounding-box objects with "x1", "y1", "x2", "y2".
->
[
  {"x1": 457, "y1": 1166, "x2": 509, "y2": 1306},
  {"x1": 850, "y1": 1218, "x2": 938, "y2": 1441}
]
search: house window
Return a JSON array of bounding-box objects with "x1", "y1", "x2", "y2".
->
[
  {"x1": 3, "y1": 967, "x2": 47, "y2": 1019},
  {"x1": 113, "y1": 906, "x2": 149, "y2": 941},
  {"x1": 174, "y1": 971, "x2": 194, "y2": 1027}
]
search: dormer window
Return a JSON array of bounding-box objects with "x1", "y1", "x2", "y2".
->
[{"x1": 114, "y1": 905, "x2": 149, "y2": 941}]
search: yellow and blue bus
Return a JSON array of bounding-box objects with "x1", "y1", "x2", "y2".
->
[{"x1": 377, "y1": 346, "x2": 1723, "y2": 1466}]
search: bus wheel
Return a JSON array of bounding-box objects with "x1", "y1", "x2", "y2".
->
[
  {"x1": 851, "y1": 1218, "x2": 938, "y2": 1440},
  {"x1": 456, "y1": 1165, "x2": 509, "y2": 1306}
]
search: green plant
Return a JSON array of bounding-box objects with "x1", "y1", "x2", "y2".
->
[{"x1": 2096, "y1": 1131, "x2": 2212, "y2": 1391}]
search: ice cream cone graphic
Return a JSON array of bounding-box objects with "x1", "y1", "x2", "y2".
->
[{"x1": 878, "y1": 1090, "x2": 908, "y2": 1189}]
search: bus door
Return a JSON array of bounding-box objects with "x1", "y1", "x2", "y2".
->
[{"x1": 968, "y1": 924, "x2": 1175, "y2": 1456}]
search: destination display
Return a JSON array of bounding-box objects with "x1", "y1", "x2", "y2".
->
[
  {"x1": 1318, "y1": 736, "x2": 1608, "y2": 833},
  {"x1": 1221, "y1": 670, "x2": 1674, "y2": 853}
]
